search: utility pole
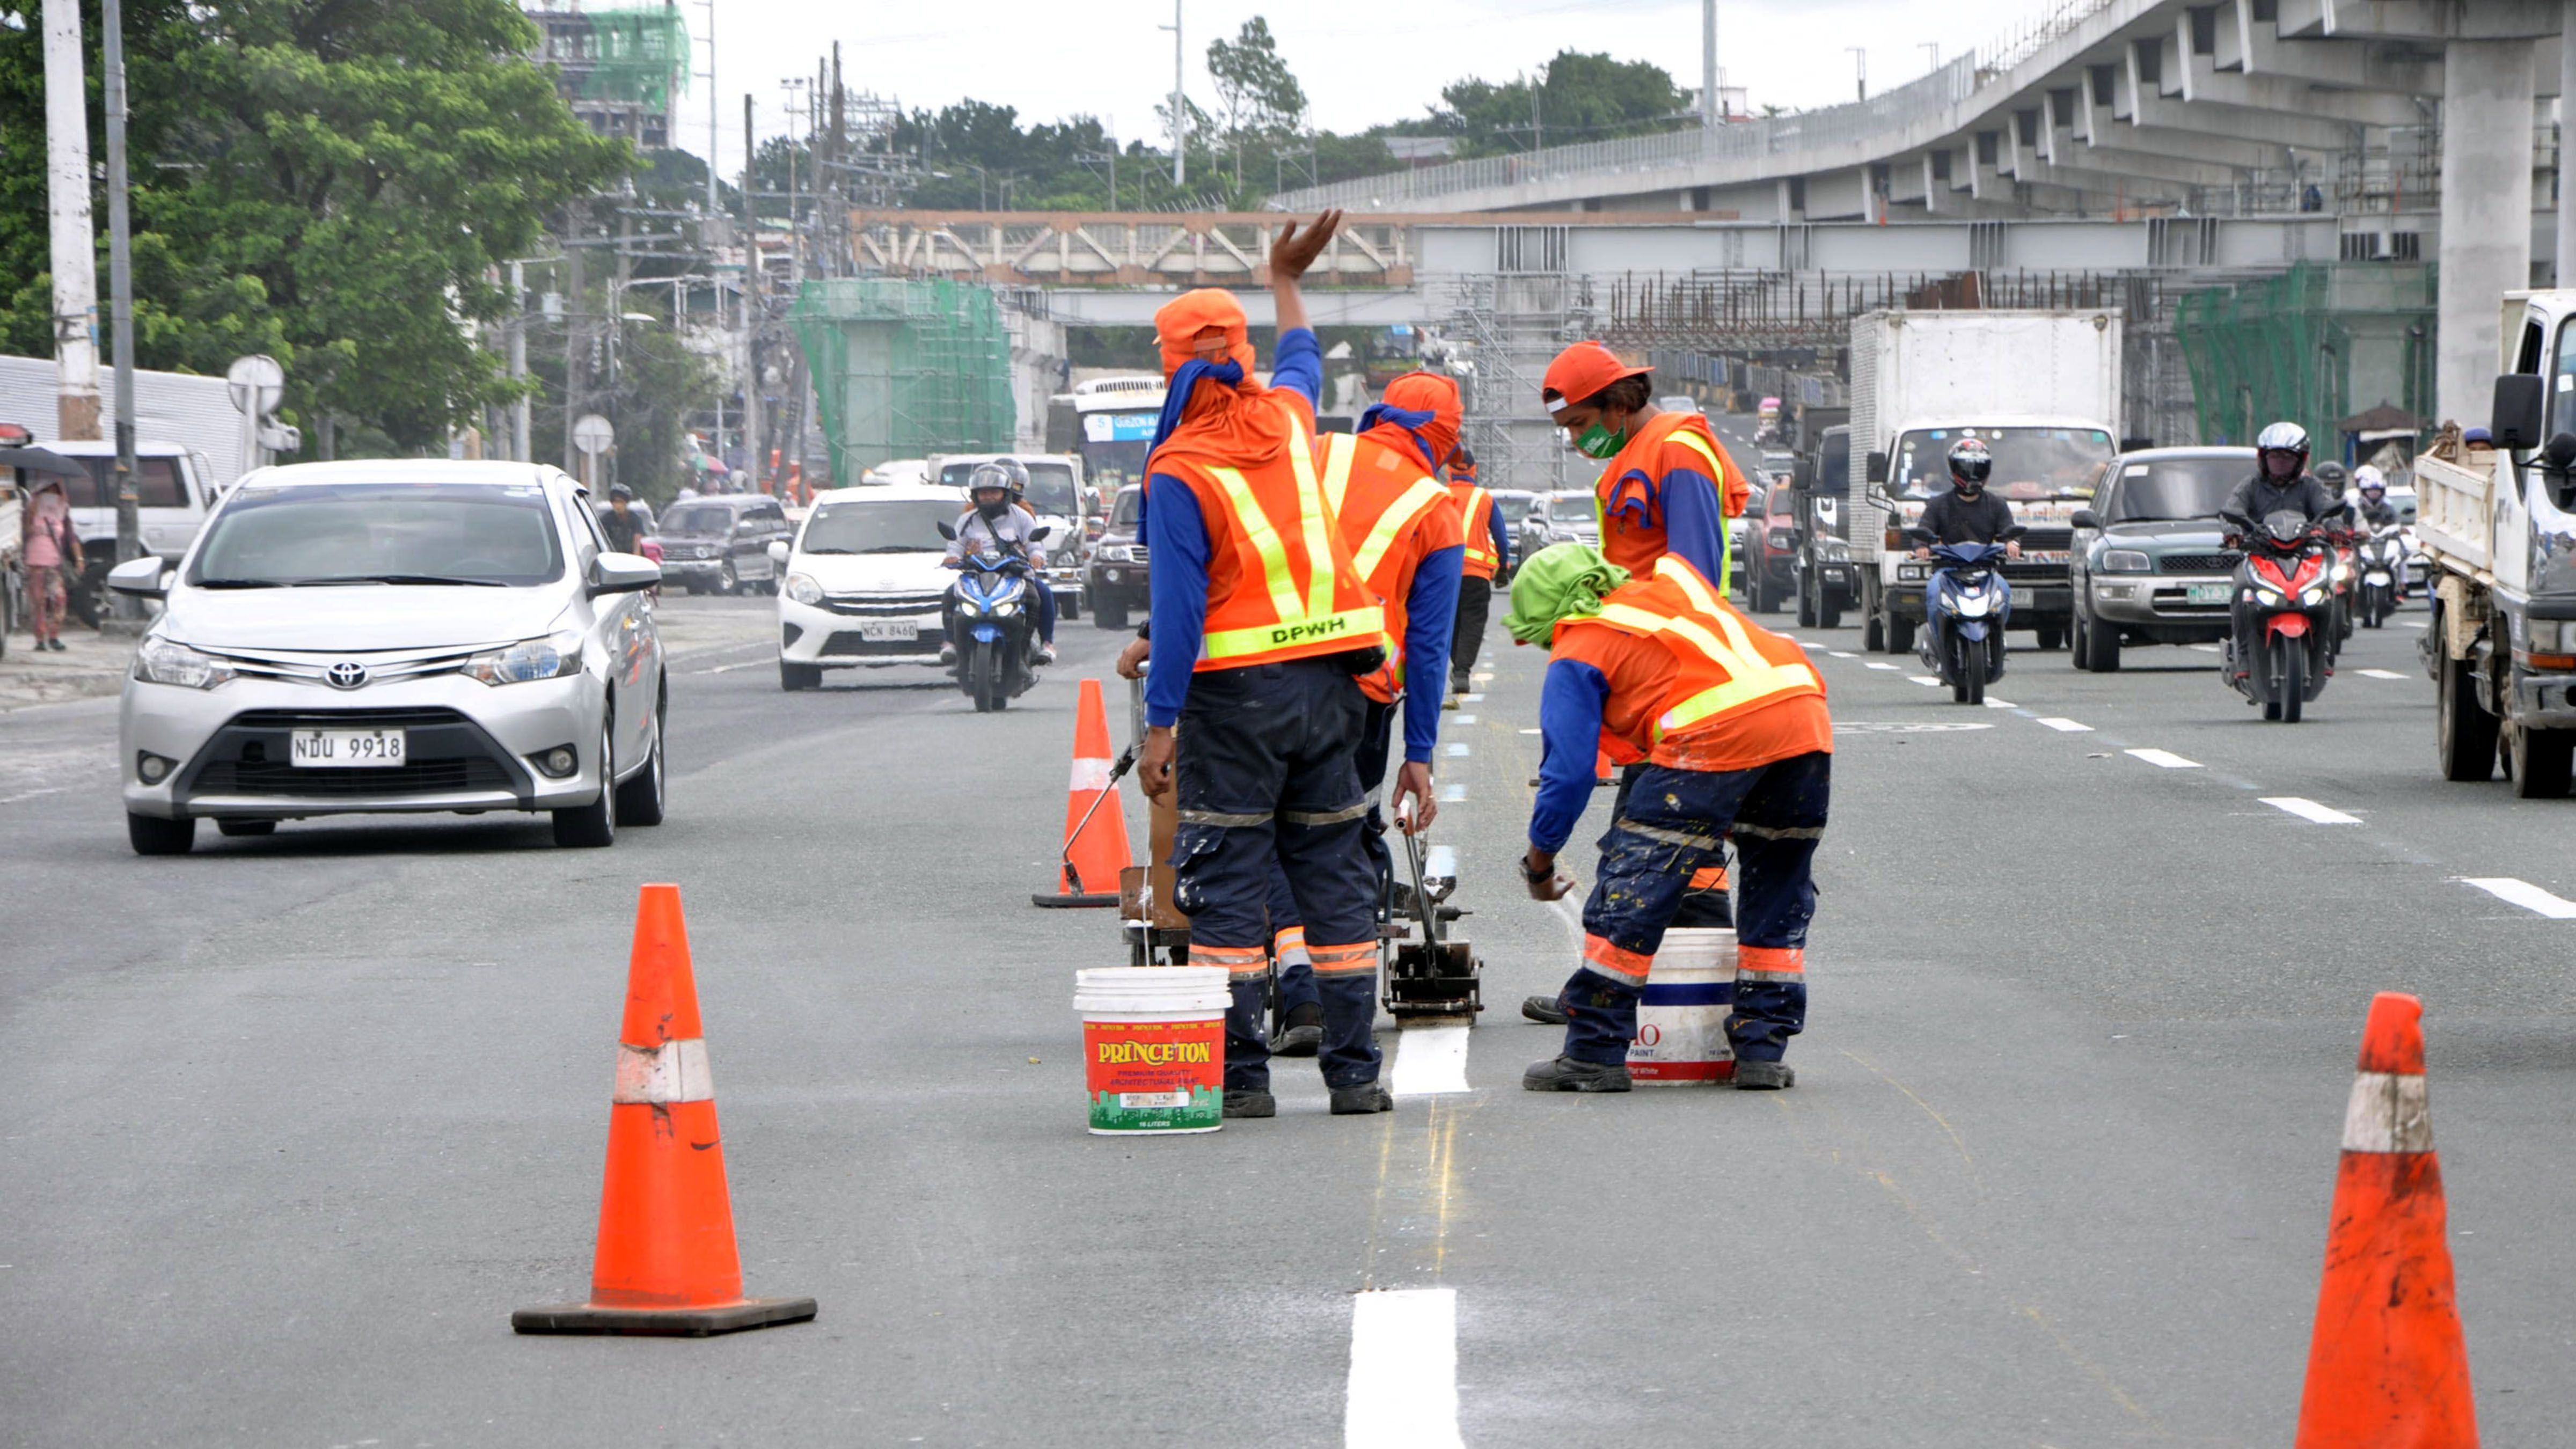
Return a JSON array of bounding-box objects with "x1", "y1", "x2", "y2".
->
[
  {"x1": 1849, "y1": 47, "x2": 1867, "y2": 102},
  {"x1": 510, "y1": 259, "x2": 531, "y2": 462},
  {"x1": 565, "y1": 211, "x2": 586, "y2": 479},
  {"x1": 1700, "y1": 0, "x2": 1718, "y2": 128},
  {"x1": 700, "y1": 0, "x2": 719, "y2": 220},
  {"x1": 1161, "y1": 0, "x2": 1184, "y2": 185},
  {"x1": 101, "y1": 0, "x2": 138, "y2": 575},
  {"x1": 40, "y1": 0, "x2": 100, "y2": 440},
  {"x1": 742, "y1": 92, "x2": 762, "y2": 493}
]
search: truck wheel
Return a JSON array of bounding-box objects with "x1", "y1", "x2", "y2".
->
[
  {"x1": 2033, "y1": 621, "x2": 2064, "y2": 652},
  {"x1": 1862, "y1": 581, "x2": 1885, "y2": 652},
  {"x1": 1816, "y1": 583, "x2": 1842, "y2": 630},
  {"x1": 2508, "y1": 724, "x2": 2574, "y2": 799},
  {"x1": 1795, "y1": 569, "x2": 1817, "y2": 627},
  {"x1": 1093, "y1": 596, "x2": 1129, "y2": 630},
  {"x1": 2436, "y1": 643, "x2": 2499, "y2": 782},
  {"x1": 1886, "y1": 612, "x2": 1915, "y2": 654}
]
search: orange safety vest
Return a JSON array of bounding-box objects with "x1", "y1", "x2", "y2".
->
[
  {"x1": 1319, "y1": 430, "x2": 1456, "y2": 702},
  {"x1": 1155, "y1": 399, "x2": 1386, "y2": 671},
  {"x1": 1564, "y1": 555, "x2": 1823, "y2": 753},
  {"x1": 1450, "y1": 481, "x2": 1499, "y2": 579},
  {"x1": 1592, "y1": 410, "x2": 1733, "y2": 577}
]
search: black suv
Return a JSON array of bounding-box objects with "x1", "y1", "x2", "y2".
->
[
  {"x1": 1086, "y1": 485, "x2": 1146, "y2": 629},
  {"x1": 656, "y1": 494, "x2": 792, "y2": 596}
]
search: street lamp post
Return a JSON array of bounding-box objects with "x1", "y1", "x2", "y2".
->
[{"x1": 1160, "y1": 0, "x2": 1184, "y2": 186}]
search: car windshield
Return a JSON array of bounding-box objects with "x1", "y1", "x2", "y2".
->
[
  {"x1": 661, "y1": 502, "x2": 735, "y2": 536},
  {"x1": 1890, "y1": 426, "x2": 2114, "y2": 501},
  {"x1": 937, "y1": 460, "x2": 1080, "y2": 517},
  {"x1": 188, "y1": 481, "x2": 562, "y2": 587},
  {"x1": 1494, "y1": 493, "x2": 1535, "y2": 525},
  {"x1": 799, "y1": 499, "x2": 957, "y2": 554},
  {"x1": 1110, "y1": 488, "x2": 1142, "y2": 528},
  {"x1": 2111, "y1": 456, "x2": 2248, "y2": 522},
  {"x1": 1545, "y1": 491, "x2": 1594, "y2": 523}
]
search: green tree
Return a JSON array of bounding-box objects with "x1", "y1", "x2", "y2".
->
[
  {"x1": 1208, "y1": 16, "x2": 1307, "y2": 182},
  {"x1": 1435, "y1": 52, "x2": 1687, "y2": 158}
]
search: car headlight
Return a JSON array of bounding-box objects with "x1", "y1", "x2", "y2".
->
[
  {"x1": 1897, "y1": 563, "x2": 1926, "y2": 581},
  {"x1": 134, "y1": 635, "x2": 237, "y2": 690},
  {"x1": 2098, "y1": 549, "x2": 2150, "y2": 573},
  {"x1": 1096, "y1": 544, "x2": 1130, "y2": 562},
  {"x1": 786, "y1": 572, "x2": 822, "y2": 605},
  {"x1": 1819, "y1": 539, "x2": 1849, "y2": 561},
  {"x1": 464, "y1": 628, "x2": 585, "y2": 685}
]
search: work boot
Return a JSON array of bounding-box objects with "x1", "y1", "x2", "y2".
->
[
  {"x1": 1520, "y1": 994, "x2": 1569, "y2": 1026},
  {"x1": 1732, "y1": 1060, "x2": 1796, "y2": 1091},
  {"x1": 1272, "y1": 1002, "x2": 1322, "y2": 1057},
  {"x1": 1223, "y1": 1087, "x2": 1277, "y2": 1118},
  {"x1": 1523, "y1": 1056, "x2": 1632, "y2": 1092},
  {"x1": 1328, "y1": 1082, "x2": 1394, "y2": 1115}
]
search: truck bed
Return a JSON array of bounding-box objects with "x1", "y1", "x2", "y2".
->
[{"x1": 2415, "y1": 448, "x2": 2496, "y2": 579}]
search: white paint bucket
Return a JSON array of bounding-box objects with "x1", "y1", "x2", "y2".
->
[
  {"x1": 1074, "y1": 967, "x2": 1229, "y2": 1134},
  {"x1": 1627, "y1": 927, "x2": 1735, "y2": 1085}
]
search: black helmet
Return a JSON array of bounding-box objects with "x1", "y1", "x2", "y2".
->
[
  {"x1": 608, "y1": 483, "x2": 634, "y2": 501},
  {"x1": 2257, "y1": 420, "x2": 2310, "y2": 480},
  {"x1": 2312, "y1": 459, "x2": 2350, "y2": 489},
  {"x1": 1946, "y1": 437, "x2": 1993, "y2": 490},
  {"x1": 966, "y1": 458, "x2": 1026, "y2": 517}
]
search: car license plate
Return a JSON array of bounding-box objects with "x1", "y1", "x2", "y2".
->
[
  {"x1": 857, "y1": 618, "x2": 924, "y2": 642},
  {"x1": 291, "y1": 728, "x2": 406, "y2": 767},
  {"x1": 2186, "y1": 583, "x2": 2232, "y2": 605},
  {"x1": 2022, "y1": 550, "x2": 2069, "y2": 564}
]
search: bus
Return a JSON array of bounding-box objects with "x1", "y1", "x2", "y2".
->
[{"x1": 1053, "y1": 376, "x2": 1166, "y2": 503}]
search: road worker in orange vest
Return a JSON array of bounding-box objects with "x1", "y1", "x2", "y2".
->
[
  {"x1": 1444, "y1": 445, "x2": 1511, "y2": 697},
  {"x1": 1130, "y1": 211, "x2": 1397, "y2": 1119},
  {"x1": 1504, "y1": 543, "x2": 1832, "y2": 1093}
]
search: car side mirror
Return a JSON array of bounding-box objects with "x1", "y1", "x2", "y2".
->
[
  {"x1": 589, "y1": 553, "x2": 662, "y2": 596},
  {"x1": 105, "y1": 554, "x2": 170, "y2": 599},
  {"x1": 767, "y1": 540, "x2": 790, "y2": 566},
  {"x1": 1865, "y1": 450, "x2": 1890, "y2": 484},
  {"x1": 2491, "y1": 373, "x2": 2546, "y2": 449},
  {"x1": 936, "y1": 520, "x2": 958, "y2": 540},
  {"x1": 2070, "y1": 508, "x2": 2101, "y2": 530}
]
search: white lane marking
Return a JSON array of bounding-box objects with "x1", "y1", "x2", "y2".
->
[
  {"x1": 1518, "y1": 728, "x2": 1541, "y2": 735},
  {"x1": 2262, "y1": 796, "x2": 2362, "y2": 825},
  {"x1": 1346, "y1": 1290, "x2": 1463, "y2": 1449},
  {"x1": 1907, "y1": 675, "x2": 1943, "y2": 687},
  {"x1": 2035, "y1": 717, "x2": 2094, "y2": 733},
  {"x1": 1983, "y1": 697, "x2": 2016, "y2": 708},
  {"x1": 1827, "y1": 650, "x2": 1857, "y2": 658},
  {"x1": 2186, "y1": 643, "x2": 2222, "y2": 653},
  {"x1": 2403, "y1": 620, "x2": 2428, "y2": 629},
  {"x1": 1391, "y1": 1025, "x2": 1472, "y2": 1096},
  {"x1": 1454, "y1": 714, "x2": 1477, "y2": 725},
  {"x1": 2125, "y1": 748, "x2": 2201, "y2": 769},
  {"x1": 1438, "y1": 784, "x2": 1466, "y2": 803},
  {"x1": 1461, "y1": 693, "x2": 1484, "y2": 703},
  {"x1": 690, "y1": 660, "x2": 770, "y2": 675},
  {"x1": 0, "y1": 785, "x2": 71, "y2": 806},
  {"x1": 1443, "y1": 742, "x2": 1470, "y2": 758},
  {"x1": 2461, "y1": 877, "x2": 2576, "y2": 919},
  {"x1": 2358, "y1": 668, "x2": 2408, "y2": 680},
  {"x1": 1864, "y1": 662, "x2": 1901, "y2": 671}
]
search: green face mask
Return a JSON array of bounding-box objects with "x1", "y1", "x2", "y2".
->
[{"x1": 1573, "y1": 421, "x2": 1627, "y2": 460}]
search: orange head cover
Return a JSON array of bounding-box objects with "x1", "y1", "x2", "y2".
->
[
  {"x1": 1366, "y1": 371, "x2": 1463, "y2": 473},
  {"x1": 1148, "y1": 289, "x2": 1296, "y2": 471}
]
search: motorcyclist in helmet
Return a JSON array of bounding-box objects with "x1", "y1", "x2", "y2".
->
[
  {"x1": 944, "y1": 458, "x2": 1057, "y2": 664},
  {"x1": 2220, "y1": 422, "x2": 2346, "y2": 528},
  {"x1": 1912, "y1": 437, "x2": 2022, "y2": 556},
  {"x1": 2352, "y1": 464, "x2": 2399, "y2": 528},
  {"x1": 597, "y1": 483, "x2": 646, "y2": 554}
]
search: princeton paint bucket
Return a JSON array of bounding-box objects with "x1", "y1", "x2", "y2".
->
[
  {"x1": 1627, "y1": 927, "x2": 1736, "y2": 1085},
  {"x1": 1074, "y1": 967, "x2": 1227, "y2": 1135}
]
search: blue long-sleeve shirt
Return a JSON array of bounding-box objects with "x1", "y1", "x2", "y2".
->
[
  {"x1": 1529, "y1": 657, "x2": 1612, "y2": 852},
  {"x1": 1142, "y1": 327, "x2": 1322, "y2": 727},
  {"x1": 1487, "y1": 497, "x2": 1513, "y2": 575},
  {"x1": 1601, "y1": 463, "x2": 1728, "y2": 584},
  {"x1": 1399, "y1": 545, "x2": 1463, "y2": 762}
]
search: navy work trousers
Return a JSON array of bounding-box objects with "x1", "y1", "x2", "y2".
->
[
  {"x1": 1268, "y1": 697, "x2": 1395, "y2": 1022},
  {"x1": 1172, "y1": 659, "x2": 1382, "y2": 1091},
  {"x1": 1558, "y1": 750, "x2": 1831, "y2": 1067}
]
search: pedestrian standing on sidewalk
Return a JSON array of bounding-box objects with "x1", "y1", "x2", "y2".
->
[{"x1": 21, "y1": 478, "x2": 82, "y2": 653}]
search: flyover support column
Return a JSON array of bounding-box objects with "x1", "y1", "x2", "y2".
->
[
  {"x1": 2439, "y1": 40, "x2": 2537, "y2": 427},
  {"x1": 2559, "y1": 1, "x2": 2576, "y2": 286}
]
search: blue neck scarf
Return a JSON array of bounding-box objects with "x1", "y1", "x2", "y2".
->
[
  {"x1": 1358, "y1": 403, "x2": 1439, "y2": 471},
  {"x1": 1150, "y1": 359, "x2": 1247, "y2": 451}
]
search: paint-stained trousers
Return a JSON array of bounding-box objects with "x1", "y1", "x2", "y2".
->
[
  {"x1": 1268, "y1": 696, "x2": 1395, "y2": 1023},
  {"x1": 1172, "y1": 658, "x2": 1383, "y2": 1091},
  {"x1": 1557, "y1": 751, "x2": 1831, "y2": 1067}
]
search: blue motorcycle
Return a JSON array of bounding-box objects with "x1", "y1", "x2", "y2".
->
[
  {"x1": 935, "y1": 523, "x2": 1052, "y2": 713},
  {"x1": 1907, "y1": 525, "x2": 2024, "y2": 705}
]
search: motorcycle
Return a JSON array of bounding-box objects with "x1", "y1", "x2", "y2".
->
[
  {"x1": 935, "y1": 522, "x2": 1051, "y2": 713},
  {"x1": 2354, "y1": 524, "x2": 2407, "y2": 628},
  {"x1": 1907, "y1": 525, "x2": 2024, "y2": 706},
  {"x1": 2220, "y1": 510, "x2": 2339, "y2": 722}
]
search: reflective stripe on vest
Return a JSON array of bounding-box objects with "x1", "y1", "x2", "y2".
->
[
  {"x1": 1593, "y1": 558, "x2": 1819, "y2": 742},
  {"x1": 1320, "y1": 433, "x2": 1449, "y2": 687},
  {"x1": 1199, "y1": 429, "x2": 1385, "y2": 661},
  {"x1": 1455, "y1": 485, "x2": 1498, "y2": 570}
]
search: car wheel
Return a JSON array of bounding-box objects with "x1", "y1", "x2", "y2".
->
[
  {"x1": 718, "y1": 559, "x2": 740, "y2": 595},
  {"x1": 215, "y1": 818, "x2": 276, "y2": 837},
  {"x1": 614, "y1": 692, "x2": 667, "y2": 826},
  {"x1": 2084, "y1": 610, "x2": 2120, "y2": 672},
  {"x1": 2033, "y1": 621, "x2": 2064, "y2": 652},
  {"x1": 2070, "y1": 607, "x2": 2091, "y2": 668},
  {"x1": 551, "y1": 719, "x2": 617, "y2": 848},
  {"x1": 780, "y1": 660, "x2": 822, "y2": 691},
  {"x1": 1062, "y1": 592, "x2": 1081, "y2": 621},
  {"x1": 128, "y1": 812, "x2": 196, "y2": 856}
]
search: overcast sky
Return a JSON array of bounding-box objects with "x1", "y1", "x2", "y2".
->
[{"x1": 681, "y1": 0, "x2": 2052, "y2": 178}]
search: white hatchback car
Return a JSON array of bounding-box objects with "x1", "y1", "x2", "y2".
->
[
  {"x1": 773, "y1": 484, "x2": 965, "y2": 690},
  {"x1": 110, "y1": 460, "x2": 667, "y2": 854}
]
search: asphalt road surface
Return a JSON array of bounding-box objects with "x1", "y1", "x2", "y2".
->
[{"x1": 5, "y1": 588, "x2": 2572, "y2": 1447}]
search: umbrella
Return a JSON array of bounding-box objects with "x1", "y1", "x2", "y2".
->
[{"x1": 0, "y1": 446, "x2": 90, "y2": 480}]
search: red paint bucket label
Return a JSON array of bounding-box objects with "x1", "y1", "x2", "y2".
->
[{"x1": 1084, "y1": 1018, "x2": 1223, "y2": 1133}]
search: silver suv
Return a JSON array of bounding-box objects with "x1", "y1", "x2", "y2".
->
[{"x1": 109, "y1": 460, "x2": 667, "y2": 854}]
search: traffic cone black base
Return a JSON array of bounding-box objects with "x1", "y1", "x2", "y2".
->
[{"x1": 512, "y1": 1296, "x2": 818, "y2": 1338}]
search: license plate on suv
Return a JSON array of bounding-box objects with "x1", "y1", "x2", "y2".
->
[
  {"x1": 2185, "y1": 583, "x2": 2231, "y2": 605},
  {"x1": 857, "y1": 618, "x2": 927, "y2": 642},
  {"x1": 291, "y1": 728, "x2": 407, "y2": 767}
]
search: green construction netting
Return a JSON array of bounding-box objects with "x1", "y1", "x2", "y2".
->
[
  {"x1": 791, "y1": 277, "x2": 1016, "y2": 478},
  {"x1": 2176, "y1": 261, "x2": 2438, "y2": 450},
  {"x1": 573, "y1": 8, "x2": 690, "y2": 109}
]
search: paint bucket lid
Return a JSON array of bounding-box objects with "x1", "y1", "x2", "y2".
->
[{"x1": 1075, "y1": 965, "x2": 1228, "y2": 1014}]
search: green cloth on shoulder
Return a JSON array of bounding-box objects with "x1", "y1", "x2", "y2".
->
[{"x1": 1503, "y1": 543, "x2": 1630, "y2": 646}]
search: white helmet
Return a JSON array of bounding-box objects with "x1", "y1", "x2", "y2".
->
[{"x1": 2354, "y1": 463, "x2": 2387, "y2": 495}]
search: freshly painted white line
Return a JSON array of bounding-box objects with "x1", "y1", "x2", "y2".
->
[
  {"x1": 2035, "y1": 717, "x2": 2094, "y2": 733},
  {"x1": 1827, "y1": 650, "x2": 1857, "y2": 658},
  {"x1": 2262, "y1": 796, "x2": 2362, "y2": 825},
  {"x1": 1391, "y1": 1025, "x2": 1473, "y2": 1096},
  {"x1": 1983, "y1": 697, "x2": 2016, "y2": 708},
  {"x1": 1518, "y1": 728, "x2": 1542, "y2": 735},
  {"x1": 1346, "y1": 1290, "x2": 1463, "y2": 1449},
  {"x1": 2461, "y1": 877, "x2": 2576, "y2": 919},
  {"x1": 1907, "y1": 675, "x2": 1943, "y2": 687},
  {"x1": 1461, "y1": 693, "x2": 1484, "y2": 703},
  {"x1": 1453, "y1": 714, "x2": 1477, "y2": 724},
  {"x1": 2404, "y1": 620, "x2": 2428, "y2": 629},
  {"x1": 2186, "y1": 643, "x2": 2222, "y2": 653},
  {"x1": 2125, "y1": 748, "x2": 2201, "y2": 769},
  {"x1": 1437, "y1": 784, "x2": 1466, "y2": 803},
  {"x1": 690, "y1": 660, "x2": 769, "y2": 675},
  {"x1": 1864, "y1": 662, "x2": 1901, "y2": 671},
  {"x1": 2357, "y1": 668, "x2": 2408, "y2": 680},
  {"x1": 1443, "y1": 742, "x2": 1470, "y2": 758}
]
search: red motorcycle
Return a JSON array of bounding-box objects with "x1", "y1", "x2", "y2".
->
[{"x1": 2220, "y1": 510, "x2": 2341, "y2": 722}]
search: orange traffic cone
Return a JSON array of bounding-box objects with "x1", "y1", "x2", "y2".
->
[
  {"x1": 1033, "y1": 677, "x2": 1133, "y2": 908},
  {"x1": 514, "y1": 884, "x2": 816, "y2": 1337},
  {"x1": 2293, "y1": 992, "x2": 2476, "y2": 1446},
  {"x1": 1594, "y1": 747, "x2": 1616, "y2": 786}
]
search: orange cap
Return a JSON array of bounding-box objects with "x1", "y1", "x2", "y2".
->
[
  {"x1": 1542, "y1": 341, "x2": 1650, "y2": 413},
  {"x1": 1153, "y1": 288, "x2": 1256, "y2": 380}
]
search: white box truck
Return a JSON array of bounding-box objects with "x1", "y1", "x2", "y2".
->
[
  {"x1": 2413, "y1": 289, "x2": 2576, "y2": 797},
  {"x1": 1846, "y1": 310, "x2": 2125, "y2": 655}
]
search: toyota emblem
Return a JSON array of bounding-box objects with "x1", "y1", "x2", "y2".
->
[{"x1": 325, "y1": 661, "x2": 370, "y2": 690}]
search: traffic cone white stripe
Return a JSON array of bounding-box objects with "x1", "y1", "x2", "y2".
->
[
  {"x1": 612, "y1": 1037, "x2": 716, "y2": 1104},
  {"x1": 1070, "y1": 756, "x2": 1113, "y2": 792},
  {"x1": 2340, "y1": 1070, "x2": 2432, "y2": 1154}
]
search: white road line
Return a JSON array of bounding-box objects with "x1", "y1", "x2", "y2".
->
[
  {"x1": 1461, "y1": 693, "x2": 1484, "y2": 703},
  {"x1": 689, "y1": 660, "x2": 769, "y2": 675},
  {"x1": 2461, "y1": 877, "x2": 2576, "y2": 919},
  {"x1": 2035, "y1": 717, "x2": 2094, "y2": 732},
  {"x1": 1454, "y1": 714, "x2": 1477, "y2": 724},
  {"x1": 1827, "y1": 650, "x2": 1857, "y2": 658},
  {"x1": 1390, "y1": 1025, "x2": 1472, "y2": 1096},
  {"x1": 1907, "y1": 675, "x2": 1943, "y2": 687},
  {"x1": 2262, "y1": 796, "x2": 2362, "y2": 825},
  {"x1": 1346, "y1": 1289, "x2": 1463, "y2": 1449},
  {"x1": 2404, "y1": 620, "x2": 2429, "y2": 629},
  {"x1": 1983, "y1": 697, "x2": 2016, "y2": 708},
  {"x1": 1864, "y1": 662, "x2": 1901, "y2": 671},
  {"x1": 1443, "y1": 742, "x2": 1470, "y2": 758},
  {"x1": 1438, "y1": 784, "x2": 1467, "y2": 803},
  {"x1": 2125, "y1": 748, "x2": 2201, "y2": 769},
  {"x1": 1518, "y1": 728, "x2": 1541, "y2": 735},
  {"x1": 2357, "y1": 668, "x2": 2408, "y2": 680}
]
